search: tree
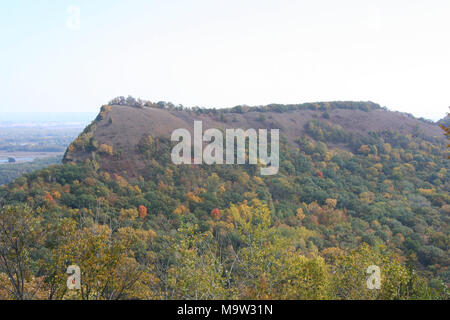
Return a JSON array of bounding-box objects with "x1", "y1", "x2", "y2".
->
[
  {"x1": 330, "y1": 243, "x2": 444, "y2": 299},
  {"x1": 210, "y1": 208, "x2": 220, "y2": 220},
  {"x1": 229, "y1": 200, "x2": 331, "y2": 299},
  {"x1": 441, "y1": 115, "x2": 450, "y2": 158},
  {"x1": 165, "y1": 225, "x2": 228, "y2": 299},
  {"x1": 0, "y1": 205, "x2": 44, "y2": 299},
  {"x1": 42, "y1": 223, "x2": 155, "y2": 300},
  {"x1": 98, "y1": 144, "x2": 114, "y2": 156},
  {"x1": 139, "y1": 205, "x2": 147, "y2": 220}
]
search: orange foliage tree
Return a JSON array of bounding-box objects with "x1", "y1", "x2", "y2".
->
[
  {"x1": 139, "y1": 205, "x2": 147, "y2": 220},
  {"x1": 210, "y1": 208, "x2": 220, "y2": 220}
]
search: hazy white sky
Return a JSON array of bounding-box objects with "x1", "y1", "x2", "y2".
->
[{"x1": 1, "y1": 0, "x2": 449, "y2": 120}]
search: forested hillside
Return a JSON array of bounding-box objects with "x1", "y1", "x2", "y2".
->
[{"x1": 0, "y1": 98, "x2": 448, "y2": 300}]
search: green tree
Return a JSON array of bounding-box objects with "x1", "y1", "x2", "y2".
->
[{"x1": 0, "y1": 205, "x2": 44, "y2": 299}]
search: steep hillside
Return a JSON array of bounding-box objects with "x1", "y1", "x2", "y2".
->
[
  {"x1": 63, "y1": 101, "x2": 444, "y2": 178},
  {"x1": 0, "y1": 99, "x2": 448, "y2": 300}
]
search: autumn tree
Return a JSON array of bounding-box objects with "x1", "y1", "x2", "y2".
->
[
  {"x1": 164, "y1": 225, "x2": 228, "y2": 299},
  {"x1": 42, "y1": 222, "x2": 155, "y2": 300},
  {"x1": 229, "y1": 200, "x2": 331, "y2": 299},
  {"x1": 0, "y1": 205, "x2": 44, "y2": 299},
  {"x1": 139, "y1": 205, "x2": 147, "y2": 220},
  {"x1": 330, "y1": 243, "x2": 447, "y2": 299}
]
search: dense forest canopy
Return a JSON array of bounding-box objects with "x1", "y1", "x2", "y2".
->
[{"x1": 0, "y1": 98, "x2": 448, "y2": 300}]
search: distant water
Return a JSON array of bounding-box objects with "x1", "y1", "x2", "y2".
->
[{"x1": 0, "y1": 157, "x2": 34, "y2": 163}]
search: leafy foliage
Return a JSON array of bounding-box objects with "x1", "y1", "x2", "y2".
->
[{"x1": 0, "y1": 102, "x2": 448, "y2": 299}]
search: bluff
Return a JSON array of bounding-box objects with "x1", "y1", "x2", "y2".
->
[
  {"x1": 1, "y1": 99, "x2": 447, "y2": 295},
  {"x1": 63, "y1": 100, "x2": 444, "y2": 178}
]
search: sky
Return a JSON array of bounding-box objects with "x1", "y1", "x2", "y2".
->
[{"x1": 0, "y1": 0, "x2": 449, "y2": 120}]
